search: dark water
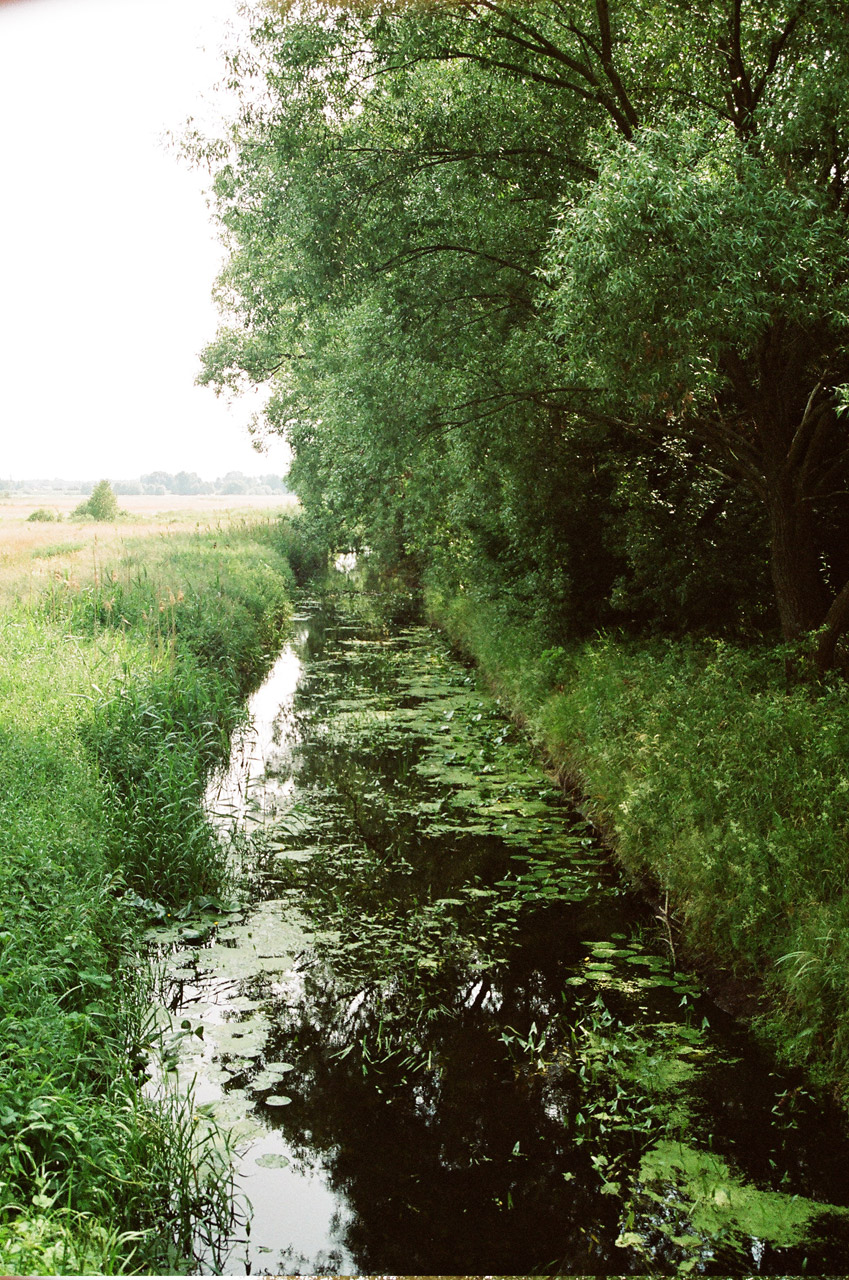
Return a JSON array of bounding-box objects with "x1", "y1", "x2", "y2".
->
[{"x1": 155, "y1": 587, "x2": 849, "y2": 1275}]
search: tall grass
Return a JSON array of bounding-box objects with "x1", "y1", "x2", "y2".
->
[
  {"x1": 429, "y1": 585, "x2": 849, "y2": 1099},
  {"x1": 0, "y1": 511, "x2": 311, "y2": 1271}
]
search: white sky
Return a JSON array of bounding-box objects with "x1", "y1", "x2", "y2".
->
[{"x1": 0, "y1": 0, "x2": 290, "y2": 482}]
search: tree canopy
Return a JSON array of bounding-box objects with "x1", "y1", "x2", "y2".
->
[{"x1": 196, "y1": 0, "x2": 849, "y2": 664}]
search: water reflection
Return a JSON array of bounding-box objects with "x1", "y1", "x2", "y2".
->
[
  {"x1": 204, "y1": 621, "x2": 309, "y2": 828},
  {"x1": 154, "y1": 591, "x2": 849, "y2": 1275}
]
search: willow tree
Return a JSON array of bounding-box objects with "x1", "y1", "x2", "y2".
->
[
  {"x1": 543, "y1": 5, "x2": 849, "y2": 668},
  {"x1": 198, "y1": 0, "x2": 849, "y2": 661}
]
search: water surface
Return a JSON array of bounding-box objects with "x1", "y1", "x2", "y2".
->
[{"x1": 152, "y1": 589, "x2": 849, "y2": 1274}]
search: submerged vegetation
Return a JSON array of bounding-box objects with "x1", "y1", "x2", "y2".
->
[
  {"x1": 431, "y1": 588, "x2": 849, "y2": 1093},
  {"x1": 0, "y1": 506, "x2": 312, "y2": 1272},
  {"x1": 156, "y1": 587, "x2": 849, "y2": 1273}
]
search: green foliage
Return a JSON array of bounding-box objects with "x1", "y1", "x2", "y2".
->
[
  {"x1": 0, "y1": 514, "x2": 322, "y2": 1271},
  {"x1": 193, "y1": 0, "x2": 632, "y2": 631},
  {"x1": 194, "y1": 0, "x2": 849, "y2": 648},
  {"x1": 431, "y1": 585, "x2": 849, "y2": 1093},
  {"x1": 545, "y1": 117, "x2": 849, "y2": 415},
  {"x1": 72, "y1": 480, "x2": 119, "y2": 522},
  {"x1": 26, "y1": 507, "x2": 60, "y2": 522},
  {"x1": 252, "y1": 510, "x2": 330, "y2": 585}
]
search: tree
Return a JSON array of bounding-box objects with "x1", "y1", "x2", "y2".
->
[
  {"x1": 73, "y1": 480, "x2": 118, "y2": 522},
  {"x1": 217, "y1": 471, "x2": 249, "y2": 494},
  {"x1": 173, "y1": 470, "x2": 204, "y2": 495},
  {"x1": 197, "y1": 0, "x2": 849, "y2": 661},
  {"x1": 544, "y1": 106, "x2": 849, "y2": 667}
]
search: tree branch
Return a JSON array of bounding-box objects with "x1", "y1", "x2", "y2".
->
[
  {"x1": 816, "y1": 571, "x2": 849, "y2": 674},
  {"x1": 467, "y1": 0, "x2": 601, "y2": 85},
  {"x1": 751, "y1": 3, "x2": 807, "y2": 109},
  {"x1": 378, "y1": 242, "x2": 542, "y2": 281},
  {"x1": 595, "y1": 0, "x2": 640, "y2": 132},
  {"x1": 786, "y1": 379, "x2": 827, "y2": 470}
]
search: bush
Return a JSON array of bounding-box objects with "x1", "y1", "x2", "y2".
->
[
  {"x1": 72, "y1": 480, "x2": 118, "y2": 522},
  {"x1": 256, "y1": 512, "x2": 330, "y2": 584},
  {"x1": 26, "y1": 507, "x2": 59, "y2": 522}
]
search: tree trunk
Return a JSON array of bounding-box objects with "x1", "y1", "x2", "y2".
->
[
  {"x1": 815, "y1": 577, "x2": 849, "y2": 675},
  {"x1": 766, "y1": 476, "x2": 828, "y2": 641}
]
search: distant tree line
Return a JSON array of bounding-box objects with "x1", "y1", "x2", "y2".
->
[
  {"x1": 115, "y1": 470, "x2": 289, "y2": 496},
  {"x1": 3, "y1": 471, "x2": 289, "y2": 497}
]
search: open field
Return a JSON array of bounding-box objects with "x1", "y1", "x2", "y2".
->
[
  {"x1": 0, "y1": 492, "x2": 298, "y2": 609},
  {"x1": 0, "y1": 492, "x2": 294, "y2": 521}
]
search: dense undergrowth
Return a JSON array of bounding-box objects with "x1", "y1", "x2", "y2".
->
[
  {"x1": 0, "y1": 513, "x2": 318, "y2": 1273},
  {"x1": 428, "y1": 585, "x2": 849, "y2": 1100}
]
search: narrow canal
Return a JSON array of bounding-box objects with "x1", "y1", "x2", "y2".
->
[{"x1": 151, "y1": 584, "x2": 849, "y2": 1274}]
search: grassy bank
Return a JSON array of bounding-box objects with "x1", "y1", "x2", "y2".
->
[
  {"x1": 0, "y1": 509, "x2": 316, "y2": 1273},
  {"x1": 429, "y1": 587, "x2": 849, "y2": 1099}
]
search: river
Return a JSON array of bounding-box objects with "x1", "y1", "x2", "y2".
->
[{"x1": 149, "y1": 584, "x2": 849, "y2": 1274}]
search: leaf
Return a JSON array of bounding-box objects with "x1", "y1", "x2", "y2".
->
[{"x1": 615, "y1": 1230, "x2": 646, "y2": 1250}]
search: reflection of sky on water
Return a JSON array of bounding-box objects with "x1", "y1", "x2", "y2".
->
[
  {"x1": 205, "y1": 624, "x2": 309, "y2": 828},
  {"x1": 152, "y1": 617, "x2": 356, "y2": 1275},
  {"x1": 230, "y1": 1129, "x2": 353, "y2": 1277}
]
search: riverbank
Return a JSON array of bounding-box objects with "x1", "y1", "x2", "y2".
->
[
  {"x1": 0, "y1": 511, "x2": 317, "y2": 1273},
  {"x1": 428, "y1": 587, "x2": 849, "y2": 1101}
]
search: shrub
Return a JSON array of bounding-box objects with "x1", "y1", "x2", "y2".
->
[
  {"x1": 26, "y1": 507, "x2": 59, "y2": 522},
  {"x1": 72, "y1": 480, "x2": 118, "y2": 522}
]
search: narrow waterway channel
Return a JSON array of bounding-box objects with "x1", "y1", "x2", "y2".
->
[{"x1": 151, "y1": 584, "x2": 849, "y2": 1275}]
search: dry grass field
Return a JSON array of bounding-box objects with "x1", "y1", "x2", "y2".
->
[{"x1": 0, "y1": 491, "x2": 298, "y2": 608}]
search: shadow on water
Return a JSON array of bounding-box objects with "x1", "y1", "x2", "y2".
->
[{"x1": 150, "y1": 583, "x2": 849, "y2": 1275}]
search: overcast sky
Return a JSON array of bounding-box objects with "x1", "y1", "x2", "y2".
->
[{"x1": 0, "y1": 0, "x2": 290, "y2": 481}]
